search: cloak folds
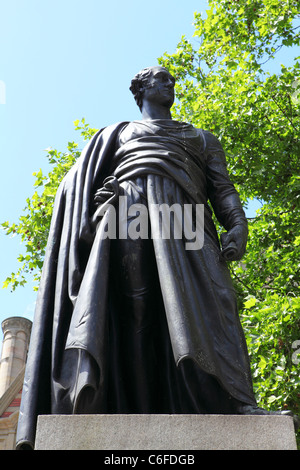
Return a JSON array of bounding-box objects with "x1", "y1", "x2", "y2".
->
[{"x1": 16, "y1": 120, "x2": 257, "y2": 450}]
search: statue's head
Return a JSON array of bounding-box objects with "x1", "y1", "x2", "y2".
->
[{"x1": 130, "y1": 66, "x2": 175, "y2": 111}]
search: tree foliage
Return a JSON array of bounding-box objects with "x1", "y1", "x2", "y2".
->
[
  {"x1": 158, "y1": 0, "x2": 300, "y2": 440},
  {"x1": 1, "y1": 119, "x2": 95, "y2": 291},
  {"x1": 1, "y1": 0, "x2": 300, "y2": 443}
]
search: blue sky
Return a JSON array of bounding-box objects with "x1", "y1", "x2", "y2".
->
[{"x1": 0, "y1": 1, "x2": 298, "y2": 342}]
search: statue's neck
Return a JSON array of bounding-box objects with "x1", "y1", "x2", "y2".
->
[{"x1": 141, "y1": 102, "x2": 172, "y2": 120}]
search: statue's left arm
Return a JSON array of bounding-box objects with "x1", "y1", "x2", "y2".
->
[{"x1": 204, "y1": 131, "x2": 248, "y2": 261}]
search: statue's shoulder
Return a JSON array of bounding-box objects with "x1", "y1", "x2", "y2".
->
[
  {"x1": 198, "y1": 128, "x2": 220, "y2": 141},
  {"x1": 97, "y1": 121, "x2": 129, "y2": 138},
  {"x1": 60, "y1": 121, "x2": 129, "y2": 191},
  {"x1": 105, "y1": 120, "x2": 129, "y2": 131},
  {"x1": 196, "y1": 128, "x2": 224, "y2": 151}
]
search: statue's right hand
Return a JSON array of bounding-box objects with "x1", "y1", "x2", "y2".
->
[
  {"x1": 94, "y1": 187, "x2": 115, "y2": 206},
  {"x1": 93, "y1": 176, "x2": 120, "y2": 208}
]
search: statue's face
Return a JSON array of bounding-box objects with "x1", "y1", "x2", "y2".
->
[{"x1": 142, "y1": 66, "x2": 175, "y2": 109}]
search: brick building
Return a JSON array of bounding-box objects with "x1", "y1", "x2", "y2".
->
[{"x1": 0, "y1": 317, "x2": 32, "y2": 450}]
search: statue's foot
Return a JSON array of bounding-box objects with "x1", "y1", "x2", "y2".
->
[{"x1": 237, "y1": 404, "x2": 300, "y2": 431}]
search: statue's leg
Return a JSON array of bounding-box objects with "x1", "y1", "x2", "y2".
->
[{"x1": 110, "y1": 233, "x2": 160, "y2": 412}]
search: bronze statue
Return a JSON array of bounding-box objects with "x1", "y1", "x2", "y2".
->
[{"x1": 16, "y1": 66, "x2": 297, "y2": 449}]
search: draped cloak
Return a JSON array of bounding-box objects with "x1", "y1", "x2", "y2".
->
[{"x1": 16, "y1": 119, "x2": 257, "y2": 449}]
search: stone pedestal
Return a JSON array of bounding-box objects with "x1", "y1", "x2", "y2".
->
[{"x1": 34, "y1": 414, "x2": 297, "y2": 450}]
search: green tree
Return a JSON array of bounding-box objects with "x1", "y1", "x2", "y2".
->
[
  {"x1": 1, "y1": 118, "x2": 97, "y2": 291},
  {"x1": 158, "y1": 0, "x2": 300, "y2": 442}
]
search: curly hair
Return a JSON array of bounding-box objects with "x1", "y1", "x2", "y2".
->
[
  {"x1": 130, "y1": 66, "x2": 172, "y2": 111},
  {"x1": 129, "y1": 67, "x2": 154, "y2": 110}
]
